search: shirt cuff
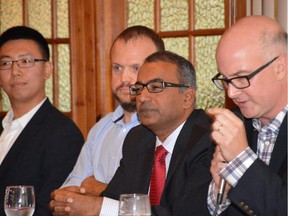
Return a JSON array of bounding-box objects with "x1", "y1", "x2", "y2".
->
[
  {"x1": 220, "y1": 147, "x2": 258, "y2": 187},
  {"x1": 99, "y1": 197, "x2": 119, "y2": 216},
  {"x1": 207, "y1": 181, "x2": 231, "y2": 215}
]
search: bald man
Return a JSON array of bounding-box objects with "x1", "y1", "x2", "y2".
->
[{"x1": 207, "y1": 16, "x2": 287, "y2": 216}]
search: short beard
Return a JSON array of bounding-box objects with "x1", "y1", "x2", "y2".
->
[
  {"x1": 120, "y1": 101, "x2": 136, "y2": 113},
  {"x1": 113, "y1": 92, "x2": 136, "y2": 113}
]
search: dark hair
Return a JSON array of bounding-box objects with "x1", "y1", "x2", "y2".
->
[
  {"x1": 144, "y1": 50, "x2": 197, "y2": 91},
  {"x1": 111, "y1": 25, "x2": 165, "y2": 52},
  {"x1": 0, "y1": 26, "x2": 50, "y2": 60}
]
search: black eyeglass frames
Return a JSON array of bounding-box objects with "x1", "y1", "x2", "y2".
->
[
  {"x1": 0, "y1": 58, "x2": 48, "y2": 70},
  {"x1": 129, "y1": 81, "x2": 190, "y2": 96},
  {"x1": 212, "y1": 56, "x2": 279, "y2": 90}
]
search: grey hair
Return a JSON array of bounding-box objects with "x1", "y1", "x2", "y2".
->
[{"x1": 144, "y1": 50, "x2": 197, "y2": 92}]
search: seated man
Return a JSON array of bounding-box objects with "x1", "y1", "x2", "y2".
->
[
  {"x1": 0, "y1": 26, "x2": 84, "y2": 215},
  {"x1": 61, "y1": 25, "x2": 165, "y2": 195},
  {"x1": 50, "y1": 50, "x2": 213, "y2": 216}
]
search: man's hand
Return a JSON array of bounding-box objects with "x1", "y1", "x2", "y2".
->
[
  {"x1": 210, "y1": 145, "x2": 232, "y2": 196},
  {"x1": 207, "y1": 108, "x2": 248, "y2": 198},
  {"x1": 206, "y1": 108, "x2": 248, "y2": 162},
  {"x1": 50, "y1": 187, "x2": 103, "y2": 216},
  {"x1": 81, "y1": 176, "x2": 107, "y2": 196}
]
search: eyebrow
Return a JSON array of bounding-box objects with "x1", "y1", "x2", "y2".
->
[
  {"x1": 112, "y1": 63, "x2": 141, "y2": 68},
  {"x1": 217, "y1": 68, "x2": 252, "y2": 78},
  {"x1": 136, "y1": 78, "x2": 163, "y2": 84},
  {"x1": 0, "y1": 53, "x2": 33, "y2": 61}
]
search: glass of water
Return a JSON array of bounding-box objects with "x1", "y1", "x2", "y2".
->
[
  {"x1": 118, "y1": 194, "x2": 151, "y2": 216},
  {"x1": 4, "y1": 185, "x2": 35, "y2": 216}
]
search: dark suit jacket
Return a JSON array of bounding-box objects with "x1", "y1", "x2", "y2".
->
[
  {"x1": 102, "y1": 109, "x2": 214, "y2": 216},
  {"x1": 221, "y1": 115, "x2": 287, "y2": 216},
  {"x1": 0, "y1": 99, "x2": 84, "y2": 216}
]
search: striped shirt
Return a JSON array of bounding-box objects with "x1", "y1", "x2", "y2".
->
[{"x1": 208, "y1": 105, "x2": 288, "y2": 215}]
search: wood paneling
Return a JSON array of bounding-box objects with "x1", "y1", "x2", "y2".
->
[{"x1": 69, "y1": 0, "x2": 126, "y2": 138}]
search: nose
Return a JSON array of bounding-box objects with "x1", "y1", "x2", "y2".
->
[
  {"x1": 226, "y1": 83, "x2": 241, "y2": 99},
  {"x1": 121, "y1": 68, "x2": 136, "y2": 84},
  {"x1": 137, "y1": 85, "x2": 151, "y2": 103},
  {"x1": 11, "y1": 62, "x2": 22, "y2": 77}
]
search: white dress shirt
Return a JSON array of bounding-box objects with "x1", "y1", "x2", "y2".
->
[
  {"x1": 99, "y1": 121, "x2": 186, "y2": 216},
  {"x1": 0, "y1": 98, "x2": 46, "y2": 165}
]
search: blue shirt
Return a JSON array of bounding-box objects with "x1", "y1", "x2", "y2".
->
[{"x1": 62, "y1": 105, "x2": 140, "y2": 186}]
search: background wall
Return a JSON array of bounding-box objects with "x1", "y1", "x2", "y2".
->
[{"x1": 249, "y1": 0, "x2": 287, "y2": 31}]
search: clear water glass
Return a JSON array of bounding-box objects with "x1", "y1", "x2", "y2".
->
[
  {"x1": 4, "y1": 185, "x2": 35, "y2": 216},
  {"x1": 118, "y1": 194, "x2": 151, "y2": 216}
]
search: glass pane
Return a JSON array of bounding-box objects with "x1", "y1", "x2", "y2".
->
[
  {"x1": 58, "y1": 44, "x2": 71, "y2": 112},
  {"x1": 195, "y1": 36, "x2": 224, "y2": 109},
  {"x1": 57, "y1": 0, "x2": 69, "y2": 38},
  {"x1": 46, "y1": 45, "x2": 53, "y2": 104},
  {"x1": 163, "y1": 37, "x2": 189, "y2": 60},
  {"x1": 161, "y1": 0, "x2": 188, "y2": 31},
  {"x1": 1, "y1": 89, "x2": 10, "y2": 111},
  {"x1": 0, "y1": 0, "x2": 22, "y2": 32},
  {"x1": 127, "y1": 0, "x2": 154, "y2": 28},
  {"x1": 194, "y1": 0, "x2": 225, "y2": 30},
  {"x1": 0, "y1": 0, "x2": 22, "y2": 111},
  {"x1": 28, "y1": 0, "x2": 51, "y2": 38}
]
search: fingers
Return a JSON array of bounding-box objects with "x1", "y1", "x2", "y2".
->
[{"x1": 61, "y1": 186, "x2": 81, "y2": 192}]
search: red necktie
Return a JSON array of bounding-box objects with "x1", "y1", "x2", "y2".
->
[{"x1": 149, "y1": 145, "x2": 168, "y2": 206}]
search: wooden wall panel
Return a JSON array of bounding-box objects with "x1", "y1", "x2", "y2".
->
[{"x1": 69, "y1": 0, "x2": 126, "y2": 138}]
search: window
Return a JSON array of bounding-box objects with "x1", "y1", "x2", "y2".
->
[
  {"x1": 127, "y1": 0, "x2": 227, "y2": 109},
  {"x1": 0, "y1": 0, "x2": 71, "y2": 112}
]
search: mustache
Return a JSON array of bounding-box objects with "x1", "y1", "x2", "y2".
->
[
  {"x1": 115, "y1": 83, "x2": 131, "y2": 91},
  {"x1": 137, "y1": 103, "x2": 157, "y2": 112}
]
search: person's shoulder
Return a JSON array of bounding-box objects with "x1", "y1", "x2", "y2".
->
[
  {"x1": 86, "y1": 111, "x2": 117, "y2": 135},
  {"x1": 35, "y1": 100, "x2": 82, "y2": 133},
  {"x1": 187, "y1": 109, "x2": 211, "y2": 128},
  {"x1": 125, "y1": 124, "x2": 154, "y2": 141}
]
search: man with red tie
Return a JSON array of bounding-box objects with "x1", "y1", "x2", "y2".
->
[{"x1": 50, "y1": 51, "x2": 213, "y2": 216}]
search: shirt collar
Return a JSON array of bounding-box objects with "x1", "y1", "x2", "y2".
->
[
  {"x1": 155, "y1": 121, "x2": 186, "y2": 155},
  {"x1": 253, "y1": 104, "x2": 288, "y2": 132},
  {"x1": 112, "y1": 105, "x2": 138, "y2": 124},
  {"x1": 2, "y1": 98, "x2": 47, "y2": 129}
]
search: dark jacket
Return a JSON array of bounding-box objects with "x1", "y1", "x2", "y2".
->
[
  {"x1": 0, "y1": 99, "x2": 84, "y2": 215},
  {"x1": 102, "y1": 109, "x2": 214, "y2": 216},
  {"x1": 221, "y1": 115, "x2": 287, "y2": 216}
]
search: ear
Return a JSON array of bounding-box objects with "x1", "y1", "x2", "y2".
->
[
  {"x1": 44, "y1": 61, "x2": 53, "y2": 80},
  {"x1": 275, "y1": 54, "x2": 288, "y2": 80},
  {"x1": 183, "y1": 87, "x2": 196, "y2": 109}
]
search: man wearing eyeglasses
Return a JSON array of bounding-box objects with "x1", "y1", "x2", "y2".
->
[
  {"x1": 59, "y1": 26, "x2": 165, "y2": 195},
  {"x1": 50, "y1": 51, "x2": 213, "y2": 216},
  {"x1": 0, "y1": 26, "x2": 84, "y2": 215},
  {"x1": 207, "y1": 16, "x2": 287, "y2": 216}
]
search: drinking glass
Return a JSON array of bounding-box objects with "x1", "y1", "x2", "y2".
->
[
  {"x1": 118, "y1": 194, "x2": 151, "y2": 216},
  {"x1": 4, "y1": 185, "x2": 35, "y2": 216}
]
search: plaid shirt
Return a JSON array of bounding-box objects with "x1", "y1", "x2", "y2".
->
[{"x1": 208, "y1": 105, "x2": 288, "y2": 215}]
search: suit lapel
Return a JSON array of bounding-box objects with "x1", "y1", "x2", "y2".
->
[
  {"x1": 269, "y1": 115, "x2": 287, "y2": 172},
  {"x1": 165, "y1": 110, "x2": 209, "y2": 184},
  {"x1": 142, "y1": 133, "x2": 156, "y2": 192},
  {"x1": 245, "y1": 115, "x2": 287, "y2": 172},
  {"x1": 0, "y1": 99, "x2": 51, "y2": 176},
  {"x1": 244, "y1": 119, "x2": 258, "y2": 152}
]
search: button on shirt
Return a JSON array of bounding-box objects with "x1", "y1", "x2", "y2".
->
[
  {"x1": 62, "y1": 105, "x2": 140, "y2": 186},
  {"x1": 99, "y1": 121, "x2": 186, "y2": 216},
  {"x1": 208, "y1": 105, "x2": 288, "y2": 215},
  {"x1": 0, "y1": 99, "x2": 46, "y2": 165}
]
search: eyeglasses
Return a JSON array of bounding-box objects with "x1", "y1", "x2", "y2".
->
[
  {"x1": 0, "y1": 58, "x2": 48, "y2": 70},
  {"x1": 212, "y1": 56, "x2": 279, "y2": 90},
  {"x1": 129, "y1": 81, "x2": 190, "y2": 96}
]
